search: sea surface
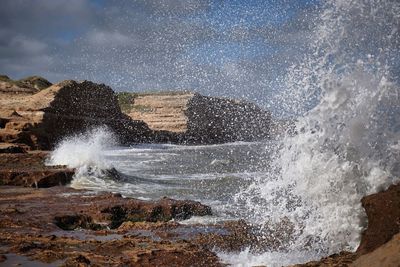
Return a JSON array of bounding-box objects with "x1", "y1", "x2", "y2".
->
[{"x1": 57, "y1": 140, "x2": 275, "y2": 222}]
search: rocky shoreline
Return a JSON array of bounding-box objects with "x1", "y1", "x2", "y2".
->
[
  {"x1": 1, "y1": 152, "x2": 399, "y2": 266},
  {"x1": 0, "y1": 76, "x2": 399, "y2": 266}
]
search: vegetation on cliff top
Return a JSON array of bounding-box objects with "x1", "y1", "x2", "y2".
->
[{"x1": 0, "y1": 74, "x2": 52, "y2": 90}]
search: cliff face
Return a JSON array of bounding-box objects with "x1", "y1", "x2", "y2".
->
[
  {"x1": 122, "y1": 92, "x2": 271, "y2": 144},
  {"x1": 0, "y1": 80, "x2": 152, "y2": 150},
  {"x1": 125, "y1": 92, "x2": 194, "y2": 133}
]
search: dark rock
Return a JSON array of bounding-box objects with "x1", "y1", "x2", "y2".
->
[
  {"x1": 0, "y1": 255, "x2": 6, "y2": 263},
  {"x1": 184, "y1": 93, "x2": 271, "y2": 144},
  {"x1": 121, "y1": 91, "x2": 272, "y2": 144},
  {"x1": 62, "y1": 255, "x2": 91, "y2": 267},
  {"x1": 54, "y1": 214, "x2": 102, "y2": 231},
  {"x1": 0, "y1": 186, "x2": 222, "y2": 267},
  {"x1": 0, "y1": 143, "x2": 26, "y2": 153},
  {"x1": 0, "y1": 169, "x2": 74, "y2": 188},
  {"x1": 102, "y1": 197, "x2": 212, "y2": 228}
]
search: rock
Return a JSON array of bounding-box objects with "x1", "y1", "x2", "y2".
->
[
  {"x1": 62, "y1": 255, "x2": 91, "y2": 267},
  {"x1": 0, "y1": 186, "x2": 212, "y2": 232},
  {"x1": 120, "y1": 91, "x2": 194, "y2": 133},
  {"x1": 0, "y1": 80, "x2": 153, "y2": 150},
  {"x1": 0, "y1": 143, "x2": 27, "y2": 153},
  {"x1": 196, "y1": 218, "x2": 296, "y2": 253},
  {"x1": 351, "y1": 233, "x2": 400, "y2": 267},
  {"x1": 0, "y1": 152, "x2": 74, "y2": 187},
  {"x1": 356, "y1": 183, "x2": 400, "y2": 255},
  {"x1": 54, "y1": 215, "x2": 101, "y2": 231},
  {"x1": 0, "y1": 169, "x2": 74, "y2": 188},
  {"x1": 121, "y1": 91, "x2": 272, "y2": 144},
  {"x1": 0, "y1": 255, "x2": 6, "y2": 263},
  {"x1": 295, "y1": 183, "x2": 400, "y2": 266},
  {"x1": 0, "y1": 186, "x2": 221, "y2": 266},
  {"x1": 102, "y1": 197, "x2": 212, "y2": 228},
  {"x1": 290, "y1": 252, "x2": 356, "y2": 267}
]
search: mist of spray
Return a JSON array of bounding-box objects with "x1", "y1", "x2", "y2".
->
[{"x1": 231, "y1": 0, "x2": 400, "y2": 264}]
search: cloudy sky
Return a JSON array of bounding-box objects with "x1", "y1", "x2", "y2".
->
[{"x1": 0, "y1": 0, "x2": 320, "y2": 108}]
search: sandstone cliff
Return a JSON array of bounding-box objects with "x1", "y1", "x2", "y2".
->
[
  {"x1": 0, "y1": 80, "x2": 152, "y2": 150},
  {"x1": 120, "y1": 91, "x2": 272, "y2": 144}
]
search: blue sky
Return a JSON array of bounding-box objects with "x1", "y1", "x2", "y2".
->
[{"x1": 0, "y1": 0, "x2": 321, "y2": 109}]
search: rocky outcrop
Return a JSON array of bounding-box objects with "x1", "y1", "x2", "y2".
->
[
  {"x1": 0, "y1": 186, "x2": 221, "y2": 266},
  {"x1": 356, "y1": 183, "x2": 400, "y2": 255},
  {"x1": 121, "y1": 92, "x2": 271, "y2": 144},
  {"x1": 0, "y1": 152, "x2": 74, "y2": 187},
  {"x1": 0, "y1": 80, "x2": 153, "y2": 150}
]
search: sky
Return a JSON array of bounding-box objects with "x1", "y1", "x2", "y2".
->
[{"x1": 0, "y1": 0, "x2": 321, "y2": 108}]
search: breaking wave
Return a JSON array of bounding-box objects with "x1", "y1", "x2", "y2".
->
[
  {"x1": 46, "y1": 127, "x2": 119, "y2": 188},
  {"x1": 231, "y1": 0, "x2": 400, "y2": 265}
]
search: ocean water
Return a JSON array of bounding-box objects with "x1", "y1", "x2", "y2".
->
[
  {"x1": 47, "y1": 127, "x2": 275, "y2": 221},
  {"x1": 47, "y1": 0, "x2": 400, "y2": 266}
]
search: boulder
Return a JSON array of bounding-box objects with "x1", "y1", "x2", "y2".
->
[
  {"x1": 121, "y1": 92, "x2": 272, "y2": 144},
  {"x1": 356, "y1": 183, "x2": 400, "y2": 255}
]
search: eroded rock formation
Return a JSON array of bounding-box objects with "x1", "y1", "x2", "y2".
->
[
  {"x1": 0, "y1": 80, "x2": 152, "y2": 150},
  {"x1": 0, "y1": 186, "x2": 221, "y2": 266},
  {"x1": 121, "y1": 92, "x2": 272, "y2": 144}
]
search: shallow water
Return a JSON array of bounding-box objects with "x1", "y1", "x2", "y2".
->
[{"x1": 70, "y1": 141, "x2": 275, "y2": 221}]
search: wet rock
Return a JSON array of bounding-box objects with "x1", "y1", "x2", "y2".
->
[
  {"x1": 196, "y1": 218, "x2": 295, "y2": 253},
  {"x1": 54, "y1": 215, "x2": 102, "y2": 231},
  {"x1": 0, "y1": 255, "x2": 6, "y2": 262},
  {"x1": 294, "y1": 183, "x2": 400, "y2": 266},
  {"x1": 290, "y1": 252, "x2": 356, "y2": 267},
  {"x1": 0, "y1": 186, "x2": 221, "y2": 266},
  {"x1": 102, "y1": 197, "x2": 212, "y2": 228},
  {"x1": 62, "y1": 255, "x2": 91, "y2": 267},
  {"x1": 357, "y1": 183, "x2": 400, "y2": 255},
  {"x1": 0, "y1": 169, "x2": 74, "y2": 188},
  {"x1": 0, "y1": 143, "x2": 26, "y2": 153}
]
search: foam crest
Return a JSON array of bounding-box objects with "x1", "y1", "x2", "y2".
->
[{"x1": 47, "y1": 127, "x2": 117, "y2": 179}]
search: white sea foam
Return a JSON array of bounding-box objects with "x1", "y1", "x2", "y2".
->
[
  {"x1": 231, "y1": 0, "x2": 400, "y2": 265},
  {"x1": 46, "y1": 127, "x2": 118, "y2": 188}
]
